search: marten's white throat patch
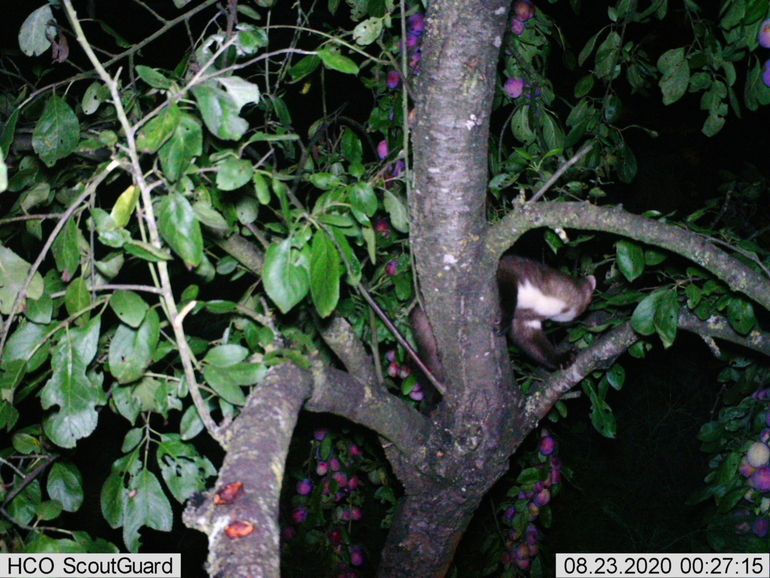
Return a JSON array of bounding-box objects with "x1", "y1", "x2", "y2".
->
[{"x1": 515, "y1": 280, "x2": 577, "y2": 322}]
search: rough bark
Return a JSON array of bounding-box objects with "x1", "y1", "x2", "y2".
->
[
  {"x1": 183, "y1": 363, "x2": 429, "y2": 577},
  {"x1": 378, "y1": 0, "x2": 519, "y2": 574},
  {"x1": 378, "y1": 489, "x2": 483, "y2": 578}
]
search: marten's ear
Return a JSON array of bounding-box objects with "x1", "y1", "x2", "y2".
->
[{"x1": 586, "y1": 275, "x2": 596, "y2": 292}]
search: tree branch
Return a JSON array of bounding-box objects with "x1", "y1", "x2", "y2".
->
[
  {"x1": 63, "y1": 0, "x2": 223, "y2": 446},
  {"x1": 318, "y1": 315, "x2": 378, "y2": 387},
  {"x1": 184, "y1": 363, "x2": 429, "y2": 577},
  {"x1": 678, "y1": 308, "x2": 770, "y2": 357},
  {"x1": 487, "y1": 202, "x2": 770, "y2": 312},
  {"x1": 523, "y1": 323, "x2": 638, "y2": 425},
  {"x1": 522, "y1": 306, "x2": 770, "y2": 427},
  {"x1": 183, "y1": 364, "x2": 306, "y2": 578}
]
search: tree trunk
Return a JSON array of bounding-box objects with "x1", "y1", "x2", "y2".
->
[
  {"x1": 378, "y1": 488, "x2": 484, "y2": 578},
  {"x1": 377, "y1": 0, "x2": 519, "y2": 573}
]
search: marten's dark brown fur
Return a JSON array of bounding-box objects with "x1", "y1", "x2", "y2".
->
[{"x1": 411, "y1": 256, "x2": 596, "y2": 376}]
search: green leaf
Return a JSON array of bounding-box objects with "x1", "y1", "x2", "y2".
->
[
  {"x1": 180, "y1": 405, "x2": 204, "y2": 440},
  {"x1": 236, "y1": 24, "x2": 268, "y2": 53},
  {"x1": 110, "y1": 185, "x2": 140, "y2": 228},
  {"x1": 310, "y1": 230, "x2": 341, "y2": 317},
  {"x1": 47, "y1": 463, "x2": 84, "y2": 513},
  {"x1": 135, "y1": 66, "x2": 172, "y2": 89},
  {"x1": 136, "y1": 105, "x2": 181, "y2": 153},
  {"x1": 289, "y1": 55, "x2": 321, "y2": 82},
  {"x1": 584, "y1": 382, "x2": 616, "y2": 438},
  {"x1": 644, "y1": 249, "x2": 667, "y2": 266},
  {"x1": 617, "y1": 143, "x2": 637, "y2": 184},
  {"x1": 511, "y1": 106, "x2": 536, "y2": 143},
  {"x1": 341, "y1": 128, "x2": 363, "y2": 165},
  {"x1": 0, "y1": 246, "x2": 44, "y2": 315},
  {"x1": 606, "y1": 364, "x2": 625, "y2": 391},
  {"x1": 616, "y1": 240, "x2": 645, "y2": 282},
  {"x1": 631, "y1": 290, "x2": 663, "y2": 336},
  {"x1": 574, "y1": 75, "x2": 595, "y2": 98},
  {"x1": 594, "y1": 31, "x2": 621, "y2": 79},
  {"x1": 122, "y1": 428, "x2": 143, "y2": 452},
  {"x1": 702, "y1": 113, "x2": 725, "y2": 137},
  {"x1": 40, "y1": 317, "x2": 105, "y2": 448},
  {"x1": 383, "y1": 190, "x2": 409, "y2": 233},
  {"x1": 82, "y1": 82, "x2": 106, "y2": 115},
  {"x1": 203, "y1": 369, "x2": 245, "y2": 405},
  {"x1": 100, "y1": 473, "x2": 125, "y2": 529},
  {"x1": 654, "y1": 289, "x2": 679, "y2": 348},
  {"x1": 726, "y1": 298, "x2": 756, "y2": 335},
  {"x1": 353, "y1": 17, "x2": 383, "y2": 46},
  {"x1": 64, "y1": 278, "x2": 91, "y2": 322},
  {"x1": 333, "y1": 228, "x2": 362, "y2": 285},
  {"x1": 253, "y1": 173, "x2": 271, "y2": 203},
  {"x1": 123, "y1": 469, "x2": 172, "y2": 552},
  {"x1": 13, "y1": 432, "x2": 40, "y2": 454},
  {"x1": 158, "y1": 113, "x2": 202, "y2": 181},
  {"x1": 308, "y1": 172, "x2": 340, "y2": 190},
  {"x1": 158, "y1": 193, "x2": 203, "y2": 268},
  {"x1": 2, "y1": 321, "x2": 47, "y2": 369},
  {"x1": 156, "y1": 434, "x2": 215, "y2": 503},
  {"x1": 657, "y1": 47, "x2": 690, "y2": 105},
  {"x1": 0, "y1": 108, "x2": 19, "y2": 157},
  {"x1": 216, "y1": 157, "x2": 254, "y2": 191},
  {"x1": 262, "y1": 239, "x2": 309, "y2": 314},
  {"x1": 349, "y1": 182, "x2": 377, "y2": 216},
  {"x1": 216, "y1": 76, "x2": 260, "y2": 110},
  {"x1": 36, "y1": 500, "x2": 63, "y2": 521},
  {"x1": 204, "y1": 344, "x2": 249, "y2": 367},
  {"x1": 317, "y1": 48, "x2": 359, "y2": 75},
  {"x1": 26, "y1": 294, "x2": 52, "y2": 324},
  {"x1": 110, "y1": 291, "x2": 148, "y2": 328},
  {"x1": 19, "y1": 5, "x2": 54, "y2": 57},
  {"x1": 124, "y1": 241, "x2": 172, "y2": 263},
  {"x1": 193, "y1": 201, "x2": 230, "y2": 232},
  {"x1": 112, "y1": 386, "x2": 141, "y2": 425},
  {"x1": 204, "y1": 363, "x2": 266, "y2": 404},
  {"x1": 578, "y1": 28, "x2": 604, "y2": 66},
  {"x1": 51, "y1": 218, "x2": 81, "y2": 280},
  {"x1": 108, "y1": 309, "x2": 160, "y2": 384},
  {"x1": 192, "y1": 84, "x2": 249, "y2": 140},
  {"x1": 32, "y1": 96, "x2": 80, "y2": 167}
]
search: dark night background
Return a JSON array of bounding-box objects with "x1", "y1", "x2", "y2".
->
[{"x1": 1, "y1": 1, "x2": 768, "y2": 576}]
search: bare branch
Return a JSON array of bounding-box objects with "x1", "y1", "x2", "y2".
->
[
  {"x1": 213, "y1": 233, "x2": 265, "y2": 273},
  {"x1": 678, "y1": 308, "x2": 770, "y2": 357},
  {"x1": 184, "y1": 365, "x2": 306, "y2": 578},
  {"x1": 319, "y1": 316, "x2": 378, "y2": 386},
  {"x1": 488, "y1": 202, "x2": 770, "y2": 312},
  {"x1": 523, "y1": 323, "x2": 638, "y2": 424},
  {"x1": 522, "y1": 306, "x2": 770, "y2": 427}
]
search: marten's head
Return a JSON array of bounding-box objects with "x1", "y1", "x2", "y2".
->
[{"x1": 549, "y1": 274, "x2": 595, "y2": 322}]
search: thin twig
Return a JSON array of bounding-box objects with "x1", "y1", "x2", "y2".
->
[
  {"x1": 0, "y1": 160, "x2": 119, "y2": 358},
  {"x1": 15, "y1": 0, "x2": 220, "y2": 115},
  {"x1": 51, "y1": 284, "x2": 164, "y2": 299},
  {"x1": 528, "y1": 143, "x2": 593, "y2": 203},
  {"x1": 63, "y1": 0, "x2": 224, "y2": 446},
  {"x1": 0, "y1": 213, "x2": 63, "y2": 226}
]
